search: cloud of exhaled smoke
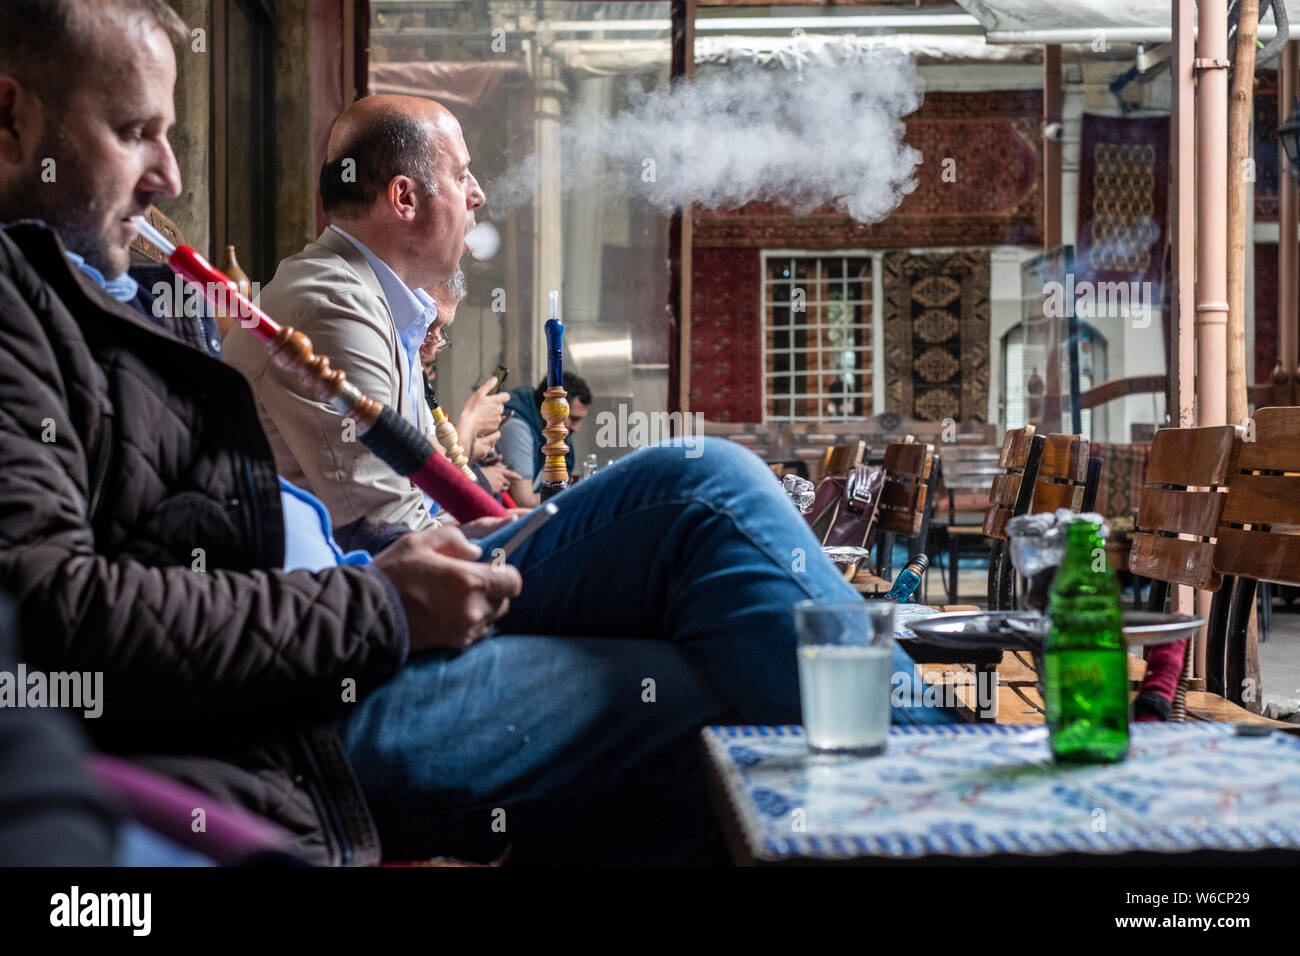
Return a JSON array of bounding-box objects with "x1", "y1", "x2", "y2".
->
[{"x1": 487, "y1": 49, "x2": 924, "y2": 223}]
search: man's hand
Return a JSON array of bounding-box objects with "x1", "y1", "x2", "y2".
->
[
  {"x1": 456, "y1": 377, "x2": 510, "y2": 462},
  {"x1": 478, "y1": 462, "x2": 522, "y2": 496},
  {"x1": 371, "y1": 525, "x2": 522, "y2": 652},
  {"x1": 456, "y1": 512, "x2": 519, "y2": 538}
]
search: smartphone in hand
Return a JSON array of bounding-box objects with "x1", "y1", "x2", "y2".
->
[
  {"x1": 481, "y1": 502, "x2": 557, "y2": 562},
  {"x1": 489, "y1": 364, "x2": 509, "y2": 395}
]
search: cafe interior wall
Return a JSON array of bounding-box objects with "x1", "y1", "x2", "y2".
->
[
  {"x1": 157, "y1": 0, "x2": 326, "y2": 277},
  {"x1": 687, "y1": 53, "x2": 1214, "y2": 446}
]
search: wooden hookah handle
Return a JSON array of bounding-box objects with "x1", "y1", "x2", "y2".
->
[
  {"x1": 429, "y1": 404, "x2": 476, "y2": 479},
  {"x1": 268, "y1": 326, "x2": 382, "y2": 427},
  {"x1": 539, "y1": 386, "x2": 570, "y2": 499}
]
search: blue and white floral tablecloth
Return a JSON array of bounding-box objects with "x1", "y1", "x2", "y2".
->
[{"x1": 702, "y1": 723, "x2": 1300, "y2": 863}]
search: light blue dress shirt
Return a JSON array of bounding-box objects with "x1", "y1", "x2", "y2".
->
[
  {"x1": 66, "y1": 250, "x2": 139, "y2": 302},
  {"x1": 279, "y1": 478, "x2": 371, "y2": 572}
]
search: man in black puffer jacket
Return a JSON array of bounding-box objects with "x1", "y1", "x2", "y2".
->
[{"x1": 0, "y1": 0, "x2": 522, "y2": 865}]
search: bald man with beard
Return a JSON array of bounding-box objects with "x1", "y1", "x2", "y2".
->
[{"x1": 224, "y1": 95, "x2": 506, "y2": 531}]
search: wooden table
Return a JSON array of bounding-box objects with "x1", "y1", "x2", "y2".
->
[{"x1": 702, "y1": 723, "x2": 1300, "y2": 865}]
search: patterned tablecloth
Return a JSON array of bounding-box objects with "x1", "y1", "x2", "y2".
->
[{"x1": 702, "y1": 723, "x2": 1300, "y2": 864}]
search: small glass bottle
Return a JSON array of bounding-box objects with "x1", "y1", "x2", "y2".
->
[
  {"x1": 584, "y1": 453, "x2": 599, "y2": 478},
  {"x1": 884, "y1": 554, "x2": 928, "y2": 604},
  {"x1": 1044, "y1": 521, "x2": 1129, "y2": 764}
]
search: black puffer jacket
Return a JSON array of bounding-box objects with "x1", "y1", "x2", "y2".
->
[{"x1": 0, "y1": 222, "x2": 410, "y2": 865}]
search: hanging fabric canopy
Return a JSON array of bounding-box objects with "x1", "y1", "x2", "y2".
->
[{"x1": 955, "y1": 0, "x2": 1300, "y2": 44}]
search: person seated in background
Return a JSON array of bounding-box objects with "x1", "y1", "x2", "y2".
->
[
  {"x1": 0, "y1": 5, "x2": 956, "y2": 868},
  {"x1": 499, "y1": 371, "x2": 592, "y2": 508},
  {"x1": 418, "y1": 276, "x2": 520, "y2": 502}
]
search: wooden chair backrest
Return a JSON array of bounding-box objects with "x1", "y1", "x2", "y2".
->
[
  {"x1": 1031, "y1": 432, "x2": 1093, "y2": 513},
  {"x1": 982, "y1": 429, "x2": 1096, "y2": 611},
  {"x1": 1127, "y1": 424, "x2": 1242, "y2": 591},
  {"x1": 982, "y1": 425, "x2": 1037, "y2": 539},
  {"x1": 878, "y1": 436, "x2": 935, "y2": 538},
  {"x1": 820, "y1": 441, "x2": 866, "y2": 480},
  {"x1": 1214, "y1": 407, "x2": 1300, "y2": 586}
]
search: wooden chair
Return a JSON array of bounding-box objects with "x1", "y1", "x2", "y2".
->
[
  {"x1": 908, "y1": 427, "x2": 1098, "y2": 722},
  {"x1": 984, "y1": 430, "x2": 1096, "y2": 611},
  {"x1": 767, "y1": 460, "x2": 809, "y2": 480},
  {"x1": 935, "y1": 443, "x2": 1003, "y2": 603},
  {"x1": 981, "y1": 426, "x2": 1041, "y2": 610},
  {"x1": 851, "y1": 436, "x2": 936, "y2": 596},
  {"x1": 1127, "y1": 424, "x2": 1241, "y2": 721},
  {"x1": 819, "y1": 440, "x2": 865, "y2": 482},
  {"x1": 1212, "y1": 406, "x2": 1300, "y2": 712}
]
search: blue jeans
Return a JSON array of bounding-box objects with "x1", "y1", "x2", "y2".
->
[{"x1": 342, "y1": 438, "x2": 956, "y2": 864}]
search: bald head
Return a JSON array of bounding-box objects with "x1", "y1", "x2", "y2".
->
[
  {"x1": 320, "y1": 95, "x2": 460, "y2": 221},
  {"x1": 326, "y1": 95, "x2": 455, "y2": 160},
  {"x1": 318, "y1": 94, "x2": 486, "y2": 290}
]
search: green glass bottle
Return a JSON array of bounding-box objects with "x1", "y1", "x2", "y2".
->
[{"x1": 1043, "y1": 520, "x2": 1129, "y2": 763}]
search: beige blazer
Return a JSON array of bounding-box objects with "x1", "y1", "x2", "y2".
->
[{"x1": 223, "y1": 227, "x2": 438, "y2": 532}]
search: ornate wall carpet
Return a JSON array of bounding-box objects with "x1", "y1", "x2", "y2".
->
[
  {"x1": 1074, "y1": 113, "x2": 1170, "y2": 299},
  {"x1": 882, "y1": 250, "x2": 990, "y2": 423}
]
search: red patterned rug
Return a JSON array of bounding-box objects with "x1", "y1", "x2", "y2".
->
[
  {"x1": 882, "y1": 251, "x2": 990, "y2": 423},
  {"x1": 693, "y1": 90, "x2": 1042, "y2": 250},
  {"x1": 689, "y1": 247, "x2": 762, "y2": 422}
]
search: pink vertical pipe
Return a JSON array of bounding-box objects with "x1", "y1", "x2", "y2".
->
[
  {"x1": 1172, "y1": 0, "x2": 1196, "y2": 430},
  {"x1": 1196, "y1": 0, "x2": 1229, "y2": 428}
]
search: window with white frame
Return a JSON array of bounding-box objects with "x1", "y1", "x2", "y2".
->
[{"x1": 762, "y1": 253, "x2": 873, "y2": 422}]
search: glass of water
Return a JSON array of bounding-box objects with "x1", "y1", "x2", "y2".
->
[{"x1": 794, "y1": 600, "x2": 896, "y2": 756}]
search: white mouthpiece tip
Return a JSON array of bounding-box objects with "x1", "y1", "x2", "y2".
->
[{"x1": 130, "y1": 215, "x2": 175, "y2": 256}]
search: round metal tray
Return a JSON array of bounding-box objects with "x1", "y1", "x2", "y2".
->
[{"x1": 905, "y1": 610, "x2": 1205, "y2": 652}]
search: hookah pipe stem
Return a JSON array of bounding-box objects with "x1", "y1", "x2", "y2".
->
[
  {"x1": 426, "y1": 391, "x2": 476, "y2": 479},
  {"x1": 538, "y1": 290, "x2": 570, "y2": 502},
  {"x1": 131, "y1": 216, "x2": 507, "y2": 522}
]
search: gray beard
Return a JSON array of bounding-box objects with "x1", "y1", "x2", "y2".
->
[{"x1": 444, "y1": 268, "x2": 468, "y2": 301}]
